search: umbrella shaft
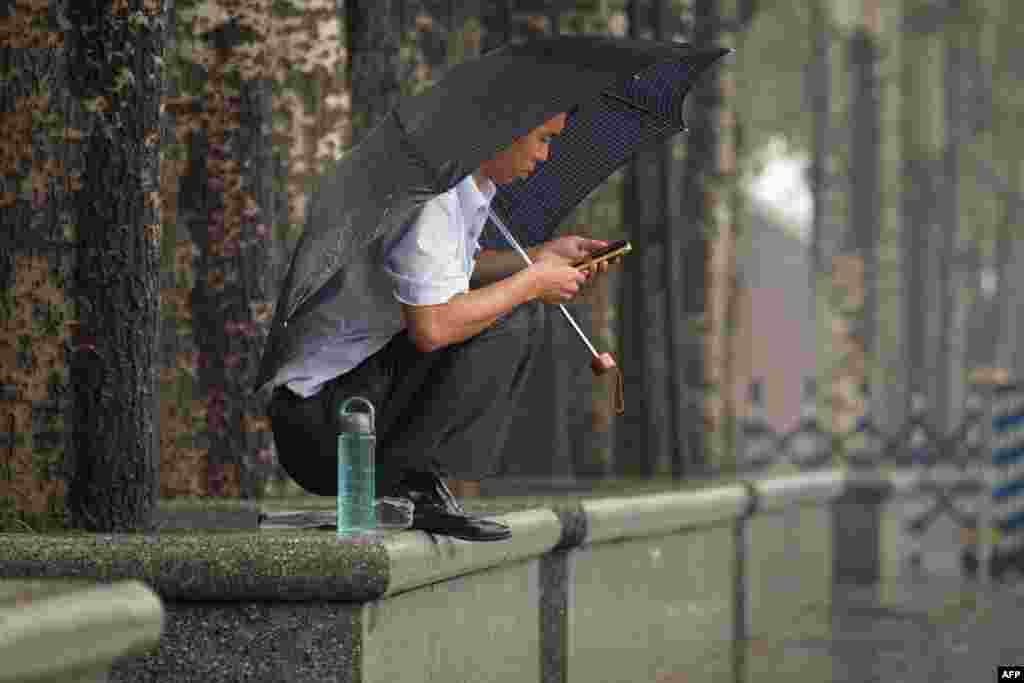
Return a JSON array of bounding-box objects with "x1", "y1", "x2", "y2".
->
[
  {"x1": 556, "y1": 304, "x2": 599, "y2": 358},
  {"x1": 486, "y1": 208, "x2": 599, "y2": 358}
]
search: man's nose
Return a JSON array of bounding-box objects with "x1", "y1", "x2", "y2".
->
[{"x1": 536, "y1": 146, "x2": 549, "y2": 162}]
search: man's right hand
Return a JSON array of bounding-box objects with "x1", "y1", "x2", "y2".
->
[{"x1": 529, "y1": 257, "x2": 587, "y2": 304}]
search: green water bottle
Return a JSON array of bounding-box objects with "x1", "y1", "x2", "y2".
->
[{"x1": 337, "y1": 396, "x2": 376, "y2": 536}]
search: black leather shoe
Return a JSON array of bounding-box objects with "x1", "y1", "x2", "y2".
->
[{"x1": 384, "y1": 470, "x2": 511, "y2": 542}]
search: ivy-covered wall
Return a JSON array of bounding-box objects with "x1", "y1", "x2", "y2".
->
[{"x1": 1, "y1": 0, "x2": 85, "y2": 530}]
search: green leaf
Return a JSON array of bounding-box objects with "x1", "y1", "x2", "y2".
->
[
  {"x1": 127, "y1": 10, "x2": 151, "y2": 31},
  {"x1": 0, "y1": 289, "x2": 14, "y2": 323},
  {"x1": 271, "y1": 0, "x2": 304, "y2": 18},
  {"x1": 113, "y1": 66, "x2": 136, "y2": 94},
  {"x1": 223, "y1": 66, "x2": 242, "y2": 92},
  {"x1": 164, "y1": 142, "x2": 186, "y2": 162}
]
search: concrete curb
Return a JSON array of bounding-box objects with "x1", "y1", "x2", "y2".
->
[
  {"x1": 0, "y1": 531, "x2": 389, "y2": 602},
  {"x1": 0, "y1": 467, "x2": 969, "y2": 683},
  {"x1": 0, "y1": 579, "x2": 163, "y2": 683},
  {"x1": 582, "y1": 484, "x2": 749, "y2": 545},
  {"x1": 382, "y1": 508, "x2": 563, "y2": 597},
  {"x1": 755, "y1": 469, "x2": 845, "y2": 513}
]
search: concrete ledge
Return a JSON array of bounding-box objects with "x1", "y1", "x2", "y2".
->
[
  {"x1": 889, "y1": 466, "x2": 985, "y2": 498},
  {"x1": 754, "y1": 469, "x2": 845, "y2": 513},
  {"x1": 0, "y1": 579, "x2": 163, "y2": 683},
  {"x1": 889, "y1": 468, "x2": 921, "y2": 497},
  {"x1": 0, "y1": 470, "x2": 967, "y2": 682},
  {"x1": 0, "y1": 509, "x2": 565, "y2": 604},
  {"x1": 153, "y1": 500, "x2": 261, "y2": 531},
  {"x1": 582, "y1": 484, "x2": 748, "y2": 545},
  {"x1": 0, "y1": 531, "x2": 389, "y2": 602},
  {"x1": 382, "y1": 508, "x2": 563, "y2": 597}
]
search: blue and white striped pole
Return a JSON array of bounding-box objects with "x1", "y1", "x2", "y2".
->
[{"x1": 989, "y1": 382, "x2": 1024, "y2": 580}]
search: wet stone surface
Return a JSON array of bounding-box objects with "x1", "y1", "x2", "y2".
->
[
  {"x1": 752, "y1": 491, "x2": 1024, "y2": 683},
  {"x1": 759, "y1": 579, "x2": 1024, "y2": 683}
]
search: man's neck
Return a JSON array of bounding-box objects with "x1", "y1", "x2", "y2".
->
[{"x1": 473, "y1": 169, "x2": 496, "y2": 192}]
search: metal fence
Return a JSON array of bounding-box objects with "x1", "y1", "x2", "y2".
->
[{"x1": 738, "y1": 378, "x2": 1024, "y2": 581}]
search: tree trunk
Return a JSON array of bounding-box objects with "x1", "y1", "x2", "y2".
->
[
  {"x1": 936, "y1": 11, "x2": 964, "y2": 432},
  {"x1": 995, "y1": 159, "x2": 1024, "y2": 379},
  {"x1": 988, "y1": 177, "x2": 1013, "y2": 370},
  {"x1": 64, "y1": 0, "x2": 167, "y2": 531},
  {"x1": 679, "y1": 0, "x2": 720, "y2": 470},
  {"x1": 992, "y1": 0, "x2": 1024, "y2": 381},
  {"x1": 847, "y1": 0, "x2": 881, "y2": 398},
  {"x1": 481, "y1": 0, "x2": 513, "y2": 53},
  {"x1": 703, "y1": 4, "x2": 746, "y2": 472},
  {"x1": 947, "y1": 14, "x2": 992, "y2": 426},
  {"x1": 581, "y1": 263, "x2": 616, "y2": 479},
  {"x1": 648, "y1": 0, "x2": 687, "y2": 480},
  {"x1": 808, "y1": 0, "x2": 838, "y2": 436},
  {"x1": 615, "y1": 0, "x2": 668, "y2": 479},
  {"x1": 808, "y1": 0, "x2": 831, "y2": 299},
  {"x1": 901, "y1": 0, "x2": 944, "y2": 434},
  {"x1": 346, "y1": 0, "x2": 402, "y2": 145}
]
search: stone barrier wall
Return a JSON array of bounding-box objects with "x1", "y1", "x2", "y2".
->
[
  {"x1": 0, "y1": 469, "x2": 970, "y2": 683},
  {"x1": 0, "y1": 579, "x2": 163, "y2": 683}
]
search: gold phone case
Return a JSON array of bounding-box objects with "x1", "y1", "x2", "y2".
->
[{"x1": 573, "y1": 241, "x2": 632, "y2": 269}]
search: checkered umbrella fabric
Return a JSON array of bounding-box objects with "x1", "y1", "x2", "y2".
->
[{"x1": 482, "y1": 57, "x2": 721, "y2": 249}]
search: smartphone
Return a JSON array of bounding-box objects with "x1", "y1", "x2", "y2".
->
[{"x1": 572, "y1": 240, "x2": 632, "y2": 269}]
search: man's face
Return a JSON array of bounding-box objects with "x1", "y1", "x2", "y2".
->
[{"x1": 478, "y1": 112, "x2": 567, "y2": 185}]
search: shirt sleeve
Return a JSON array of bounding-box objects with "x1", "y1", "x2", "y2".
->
[{"x1": 383, "y1": 193, "x2": 469, "y2": 306}]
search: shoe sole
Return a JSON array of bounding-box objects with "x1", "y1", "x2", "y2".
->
[
  {"x1": 419, "y1": 529, "x2": 512, "y2": 542},
  {"x1": 410, "y1": 517, "x2": 512, "y2": 542}
]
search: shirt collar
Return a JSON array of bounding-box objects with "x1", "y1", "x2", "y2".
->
[{"x1": 458, "y1": 172, "x2": 496, "y2": 217}]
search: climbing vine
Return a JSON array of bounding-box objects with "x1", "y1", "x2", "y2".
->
[
  {"x1": 157, "y1": 0, "x2": 349, "y2": 498},
  {"x1": 0, "y1": 0, "x2": 76, "y2": 530}
]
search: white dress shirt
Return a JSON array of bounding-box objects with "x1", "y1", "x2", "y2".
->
[{"x1": 275, "y1": 173, "x2": 497, "y2": 398}]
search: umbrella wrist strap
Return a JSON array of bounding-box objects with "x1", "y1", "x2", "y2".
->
[{"x1": 612, "y1": 364, "x2": 624, "y2": 415}]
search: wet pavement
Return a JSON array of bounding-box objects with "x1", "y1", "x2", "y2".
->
[{"x1": 746, "y1": 576, "x2": 1024, "y2": 683}]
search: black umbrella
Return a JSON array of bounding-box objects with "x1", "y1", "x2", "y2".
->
[{"x1": 254, "y1": 36, "x2": 730, "y2": 402}]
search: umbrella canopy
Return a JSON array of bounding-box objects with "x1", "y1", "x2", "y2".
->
[
  {"x1": 254, "y1": 35, "x2": 729, "y2": 395},
  {"x1": 481, "y1": 44, "x2": 729, "y2": 249}
]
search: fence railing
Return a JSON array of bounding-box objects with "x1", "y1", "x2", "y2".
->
[{"x1": 740, "y1": 381, "x2": 1024, "y2": 581}]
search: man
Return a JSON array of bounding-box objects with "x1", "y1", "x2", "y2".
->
[{"x1": 266, "y1": 111, "x2": 618, "y2": 541}]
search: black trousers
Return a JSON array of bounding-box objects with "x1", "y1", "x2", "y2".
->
[{"x1": 267, "y1": 300, "x2": 546, "y2": 496}]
